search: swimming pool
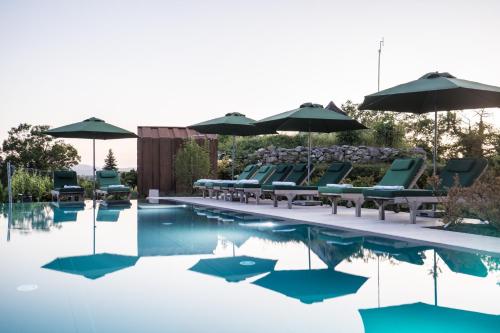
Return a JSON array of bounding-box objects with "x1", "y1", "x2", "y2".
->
[{"x1": 0, "y1": 201, "x2": 498, "y2": 333}]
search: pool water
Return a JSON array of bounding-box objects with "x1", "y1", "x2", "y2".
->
[{"x1": 0, "y1": 201, "x2": 499, "y2": 333}]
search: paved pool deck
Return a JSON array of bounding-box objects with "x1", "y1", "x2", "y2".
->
[{"x1": 164, "y1": 196, "x2": 500, "y2": 256}]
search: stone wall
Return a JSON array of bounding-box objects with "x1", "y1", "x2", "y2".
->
[{"x1": 245, "y1": 145, "x2": 427, "y2": 165}]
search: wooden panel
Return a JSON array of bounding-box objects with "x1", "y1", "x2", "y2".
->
[
  {"x1": 158, "y1": 137, "x2": 171, "y2": 195},
  {"x1": 141, "y1": 138, "x2": 153, "y2": 196}
]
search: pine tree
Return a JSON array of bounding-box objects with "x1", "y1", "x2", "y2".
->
[{"x1": 103, "y1": 149, "x2": 118, "y2": 170}]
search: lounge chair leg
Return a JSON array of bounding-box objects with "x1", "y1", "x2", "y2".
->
[
  {"x1": 330, "y1": 197, "x2": 338, "y2": 214},
  {"x1": 408, "y1": 201, "x2": 420, "y2": 224},
  {"x1": 255, "y1": 193, "x2": 259, "y2": 205},
  {"x1": 272, "y1": 194, "x2": 278, "y2": 207},
  {"x1": 378, "y1": 201, "x2": 386, "y2": 220},
  {"x1": 353, "y1": 198, "x2": 363, "y2": 217},
  {"x1": 286, "y1": 195, "x2": 295, "y2": 209}
]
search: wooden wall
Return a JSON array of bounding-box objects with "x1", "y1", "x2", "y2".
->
[{"x1": 137, "y1": 127, "x2": 217, "y2": 196}]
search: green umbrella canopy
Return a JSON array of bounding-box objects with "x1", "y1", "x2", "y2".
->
[
  {"x1": 189, "y1": 255, "x2": 277, "y2": 283},
  {"x1": 253, "y1": 269, "x2": 368, "y2": 304},
  {"x1": 189, "y1": 112, "x2": 276, "y2": 136},
  {"x1": 359, "y1": 72, "x2": 500, "y2": 113},
  {"x1": 359, "y1": 302, "x2": 499, "y2": 333},
  {"x1": 42, "y1": 253, "x2": 139, "y2": 280},
  {"x1": 255, "y1": 102, "x2": 367, "y2": 132},
  {"x1": 44, "y1": 117, "x2": 138, "y2": 140}
]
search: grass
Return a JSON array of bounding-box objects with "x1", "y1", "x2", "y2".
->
[{"x1": 429, "y1": 223, "x2": 500, "y2": 238}]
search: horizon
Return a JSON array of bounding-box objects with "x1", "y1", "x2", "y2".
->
[{"x1": 1, "y1": 0, "x2": 499, "y2": 168}]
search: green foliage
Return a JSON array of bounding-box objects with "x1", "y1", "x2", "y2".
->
[
  {"x1": 78, "y1": 177, "x2": 94, "y2": 198},
  {"x1": 121, "y1": 169, "x2": 138, "y2": 188},
  {"x1": 175, "y1": 139, "x2": 211, "y2": 194},
  {"x1": 103, "y1": 149, "x2": 118, "y2": 170},
  {"x1": 216, "y1": 158, "x2": 234, "y2": 180},
  {"x1": 1, "y1": 123, "x2": 80, "y2": 171},
  {"x1": 11, "y1": 168, "x2": 52, "y2": 202}
]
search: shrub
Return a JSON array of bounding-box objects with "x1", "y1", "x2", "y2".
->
[
  {"x1": 11, "y1": 168, "x2": 52, "y2": 202},
  {"x1": 175, "y1": 139, "x2": 211, "y2": 194}
]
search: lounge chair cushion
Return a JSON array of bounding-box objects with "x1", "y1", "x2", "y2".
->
[
  {"x1": 446, "y1": 159, "x2": 474, "y2": 173},
  {"x1": 53, "y1": 170, "x2": 79, "y2": 189},
  {"x1": 105, "y1": 186, "x2": 131, "y2": 194},
  {"x1": 439, "y1": 158, "x2": 487, "y2": 188},
  {"x1": 327, "y1": 162, "x2": 344, "y2": 172},
  {"x1": 99, "y1": 170, "x2": 117, "y2": 178},
  {"x1": 390, "y1": 159, "x2": 414, "y2": 171},
  {"x1": 378, "y1": 158, "x2": 424, "y2": 188},
  {"x1": 318, "y1": 186, "x2": 368, "y2": 194},
  {"x1": 273, "y1": 185, "x2": 318, "y2": 191},
  {"x1": 293, "y1": 164, "x2": 307, "y2": 172},
  {"x1": 316, "y1": 162, "x2": 352, "y2": 186},
  {"x1": 363, "y1": 188, "x2": 441, "y2": 198},
  {"x1": 275, "y1": 164, "x2": 288, "y2": 173}
]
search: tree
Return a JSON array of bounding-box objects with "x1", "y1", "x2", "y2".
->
[
  {"x1": 175, "y1": 139, "x2": 210, "y2": 194},
  {"x1": 1, "y1": 123, "x2": 80, "y2": 171},
  {"x1": 121, "y1": 169, "x2": 137, "y2": 188},
  {"x1": 103, "y1": 149, "x2": 118, "y2": 170}
]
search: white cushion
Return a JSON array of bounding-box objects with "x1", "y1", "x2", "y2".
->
[
  {"x1": 272, "y1": 181, "x2": 296, "y2": 186},
  {"x1": 373, "y1": 185, "x2": 405, "y2": 190},
  {"x1": 236, "y1": 179, "x2": 259, "y2": 184},
  {"x1": 63, "y1": 185, "x2": 81, "y2": 189},
  {"x1": 326, "y1": 184, "x2": 353, "y2": 188}
]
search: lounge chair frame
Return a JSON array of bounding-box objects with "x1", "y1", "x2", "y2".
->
[{"x1": 321, "y1": 160, "x2": 427, "y2": 217}]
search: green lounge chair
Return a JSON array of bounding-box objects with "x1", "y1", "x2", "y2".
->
[
  {"x1": 318, "y1": 158, "x2": 425, "y2": 217},
  {"x1": 235, "y1": 164, "x2": 293, "y2": 204},
  {"x1": 267, "y1": 162, "x2": 352, "y2": 209},
  {"x1": 207, "y1": 164, "x2": 259, "y2": 200},
  {"x1": 50, "y1": 170, "x2": 85, "y2": 206},
  {"x1": 261, "y1": 163, "x2": 311, "y2": 208},
  {"x1": 96, "y1": 170, "x2": 131, "y2": 205},
  {"x1": 363, "y1": 158, "x2": 488, "y2": 224}
]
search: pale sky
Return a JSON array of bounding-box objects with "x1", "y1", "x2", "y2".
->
[{"x1": 1, "y1": 0, "x2": 499, "y2": 168}]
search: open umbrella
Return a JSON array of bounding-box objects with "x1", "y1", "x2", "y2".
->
[
  {"x1": 42, "y1": 253, "x2": 139, "y2": 280},
  {"x1": 359, "y1": 302, "x2": 499, "y2": 333},
  {"x1": 359, "y1": 72, "x2": 500, "y2": 174},
  {"x1": 255, "y1": 102, "x2": 367, "y2": 183},
  {"x1": 253, "y1": 269, "x2": 368, "y2": 304},
  {"x1": 189, "y1": 255, "x2": 277, "y2": 283},
  {"x1": 189, "y1": 112, "x2": 276, "y2": 179},
  {"x1": 435, "y1": 248, "x2": 487, "y2": 277},
  {"x1": 44, "y1": 117, "x2": 138, "y2": 205}
]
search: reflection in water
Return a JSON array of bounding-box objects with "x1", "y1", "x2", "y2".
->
[
  {"x1": 253, "y1": 269, "x2": 368, "y2": 304},
  {"x1": 359, "y1": 302, "x2": 499, "y2": 333},
  {"x1": 190, "y1": 256, "x2": 277, "y2": 282},
  {"x1": 42, "y1": 253, "x2": 139, "y2": 280},
  {"x1": 1, "y1": 201, "x2": 499, "y2": 333}
]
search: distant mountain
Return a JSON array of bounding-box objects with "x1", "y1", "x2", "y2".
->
[{"x1": 72, "y1": 164, "x2": 134, "y2": 176}]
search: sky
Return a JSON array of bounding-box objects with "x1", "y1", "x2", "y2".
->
[{"x1": 1, "y1": 0, "x2": 499, "y2": 168}]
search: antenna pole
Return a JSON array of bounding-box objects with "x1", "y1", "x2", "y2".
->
[{"x1": 377, "y1": 38, "x2": 384, "y2": 91}]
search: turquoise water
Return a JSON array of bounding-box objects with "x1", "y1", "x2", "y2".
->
[{"x1": 0, "y1": 201, "x2": 499, "y2": 333}]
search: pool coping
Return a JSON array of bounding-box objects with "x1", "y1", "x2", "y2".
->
[{"x1": 164, "y1": 197, "x2": 500, "y2": 256}]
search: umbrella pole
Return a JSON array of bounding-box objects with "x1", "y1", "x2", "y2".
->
[
  {"x1": 231, "y1": 135, "x2": 235, "y2": 179},
  {"x1": 307, "y1": 130, "x2": 311, "y2": 185},
  {"x1": 93, "y1": 139, "x2": 96, "y2": 208},
  {"x1": 93, "y1": 204, "x2": 96, "y2": 255},
  {"x1": 433, "y1": 110, "x2": 437, "y2": 176},
  {"x1": 433, "y1": 249, "x2": 438, "y2": 306}
]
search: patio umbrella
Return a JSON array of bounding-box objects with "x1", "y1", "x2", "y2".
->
[
  {"x1": 255, "y1": 102, "x2": 367, "y2": 184},
  {"x1": 44, "y1": 117, "x2": 138, "y2": 205},
  {"x1": 189, "y1": 112, "x2": 276, "y2": 178},
  {"x1": 363, "y1": 237, "x2": 428, "y2": 266},
  {"x1": 359, "y1": 302, "x2": 499, "y2": 333},
  {"x1": 42, "y1": 253, "x2": 139, "y2": 280},
  {"x1": 253, "y1": 269, "x2": 368, "y2": 304},
  {"x1": 189, "y1": 255, "x2": 277, "y2": 282},
  {"x1": 359, "y1": 72, "x2": 500, "y2": 174}
]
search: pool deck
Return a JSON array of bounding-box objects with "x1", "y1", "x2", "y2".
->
[{"x1": 165, "y1": 196, "x2": 500, "y2": 256}]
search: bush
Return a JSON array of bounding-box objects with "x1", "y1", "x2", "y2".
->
[
  {"x1": 121, "y1": 169, "x2": 138, "y2": 189},
  {"x1": 175, "y1": 139, "x2": 211, "y2": 194},
  {"x1": 11, "y1": 168, "x2": 52, "y2": 202},
  {"x1": 78, "y1": 177, "x2": 94, "y2": 198}
]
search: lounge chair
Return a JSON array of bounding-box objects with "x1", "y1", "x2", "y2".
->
[
  {"x1": 50, "y1": 170, "x2": 85, "y2": 206},
  {"x1": 235, "y1": 164, "x2": 293, "y2": 204},
  {"x1": 265, "y1": 162, "x2": 352, "y2": 209},
  {"x1": 96, "y1": 170, "x2": 131, "y2": 205},
  {"x1": 318, "y1": 158, "x2": 425, "y2": 217},
  {"x1": 223, "y1": 164, "x2": 278, "y2": 203},
  {"x1": 261, "y1": 163, "x2": 311, "y2": 208},
  {"x1": 363, "y1": 158, "x2": 488, "y2": 224},
  {"x1": 206, "y1": 164, "x2": 259, "y2": 200}
]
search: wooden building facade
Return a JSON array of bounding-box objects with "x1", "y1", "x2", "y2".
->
[{"x1": 137, "y1": 126, "x2": 217, "y2": 196}]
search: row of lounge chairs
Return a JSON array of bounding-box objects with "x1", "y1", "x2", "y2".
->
[
  {"x1": 51, "y1": 170, "x2": 131, "y2": 206},
  {"x1": 194, "y1": 157, "x2": 488, "y2": 224}
]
